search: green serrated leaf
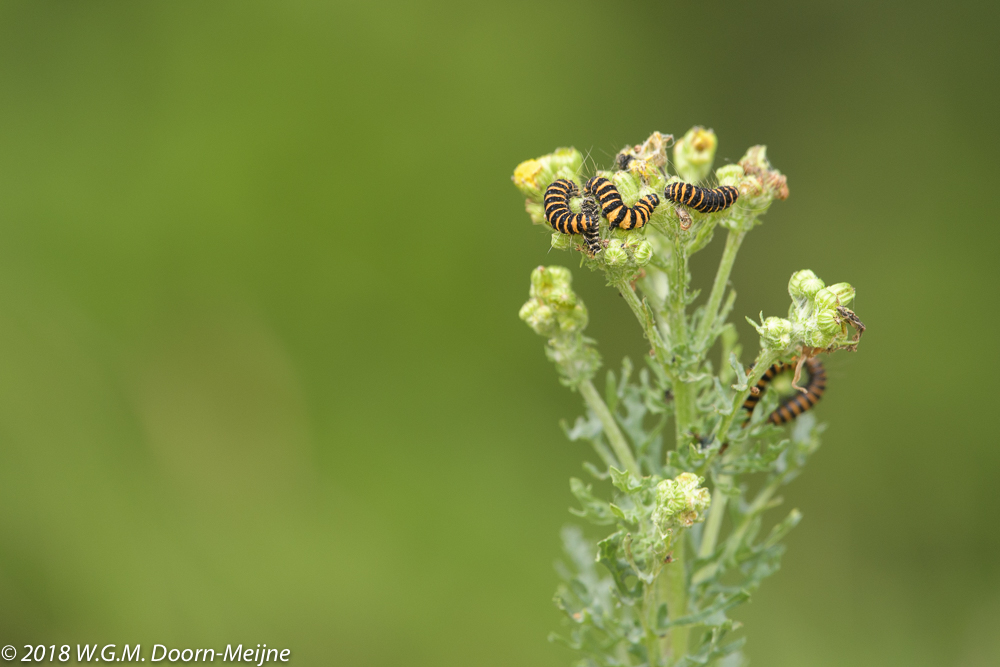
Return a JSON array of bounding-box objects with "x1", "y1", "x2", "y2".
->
[
  {"x1": 569, "y1": 478, "x2": 615, "y2": 526},
  {"x1": 609, "y1": 467, "x2": 643, "y2": 495},
  {"x1": 729, "y1": 352, "x2": 748, "y2": 391},
  {"x1": 596, "y1": 532, "x2": 642, "y2": 599}
]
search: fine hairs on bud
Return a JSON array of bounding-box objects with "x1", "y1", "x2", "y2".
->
[{"x1": 512, "y1": 130, "x2": 864, "y2": 666}]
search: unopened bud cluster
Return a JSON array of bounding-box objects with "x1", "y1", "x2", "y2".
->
[
  {"x1": 752, "y1": 269, "x2": 859, "y2": 352},
  {"x1": 519, "y1": 266, "x2": 588, "y2": 338},
  {"x1": 652, "y1": 472, "x2": 711, "y2": 539}
]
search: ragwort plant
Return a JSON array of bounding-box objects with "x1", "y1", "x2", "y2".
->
[{"x1": 512, "y1": 129, "x2": 865, "y2": 666}]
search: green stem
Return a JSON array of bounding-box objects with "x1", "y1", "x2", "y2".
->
[
  {"x1": 662, "y1": 535, "x2": 689, "y2": 662},
  {"x1": 697, "y1": 483, "x2": 729, "y2": 559},
  {"x1": 614, "y1": 278, "x2": 669, "y2": 363},
  {"x1": 694, "y1": 229, "x2": 746, "y2": 350},
  {"x1": 578, "y1": 378, "x2": 641, "y2": 477},
  {"x1": 665, "y1": 243, "x2": 694, "y2": 447}
]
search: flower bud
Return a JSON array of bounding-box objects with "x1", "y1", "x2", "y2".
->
[
  {"x1": 529, "y1": 265, "x2": 571, "y2": 301},
  {"x1": 674, "y1": 126, "x2": 717, "y2": 183},
  {"x1": 550, "y1": 231, "x2": 572, "y2": 251},
  {"x1": 815, "y1": 307, "x2": 842, "y2": 338},
  {"x1": 652, "y1": 472, "x2": 711, "y2": 538},
  {"x1": 760, "y1": 316, "x2": 793, "y2": 350},
  {"x1": 632, "y1": 239, "x2": 654, "y2": 266},
  {"x1": 518, "y1": 300, "x2": 559, "y2": 337},
  {"x1": 814, "y1": 283, "x2": 855, "y2": 311},
  {"x1": 788, "y1": 270, "x2": 826, "y2": 302},
  {"x1": 604, "y1": 243, "x2": 628, "y2": 267},
  {"x1": 521, "y1": 266, "x2": 589, "y2": 337},
  {"x1": 738, "y1": 145, "x2": 789, "y2": 201},
  {"x1": 715, "y1": 164, "x2": 744, "y2": 187},
  {"x1": 512, "y1": 159, "x2": 544, "y2": 198},
  {"x1": 511, "y1": 148, "x2": 584, "y2": 201}
]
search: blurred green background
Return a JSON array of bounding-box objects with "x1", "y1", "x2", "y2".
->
[{"x1": 0, "y1": 1, "x2": 996, "y2": 665}]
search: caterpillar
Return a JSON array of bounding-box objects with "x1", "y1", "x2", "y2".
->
[
  {"x1": 543, "y1": 179, "x2": 601, "y2": 254},
  {"x1": 585, "y1": 176, "x2": 660, "y2": 231},
  {"x1": 663, "y1": 182, "x2": 739, "y2": 214},
  {"x1": 742, "y1": 357, "x2": 827, "y2": 425}
]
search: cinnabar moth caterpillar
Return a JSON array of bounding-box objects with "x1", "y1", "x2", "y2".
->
[
  {"x1": 664, "y1": 182, "x2": 739, "y2": 214},
  {"x1": 543, "y1": 179, "x2": 601, "y2": 254},
  {"x1": 585, "y1": 176, "x2": 660, "y2": 231},
  {"x1": 742, "y1": 357, "x2": 826, "y2": 425}
]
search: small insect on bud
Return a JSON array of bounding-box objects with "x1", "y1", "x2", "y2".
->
[
  {"x1": 632, "y1": 239, "x2": 654, "y2": 267},
  {"x1": 674, "y1": 126, "x2": 718, "y2": 183},
  {"x1": 604, "y1": 243, "x2": 629, "y2": 267}
]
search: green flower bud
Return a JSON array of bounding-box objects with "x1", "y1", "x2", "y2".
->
[
  {"x1": 788, "y1": 270, "x2": 826, "y2": 302},
  {"x1": 673, "y1": 126, "x2": 717, "y2": 183},
  {"x1": 759, "y1": 316, "x2": 793, "y2": 350},
  {"x1": 632, "y1": 239, "x2": 654, "y2": 266},
  {"x1": 604, "y1": 243, "x2": 628, "y2": 267},
  {"x1": 815, "y1": 307, "x2": 842, "y2": 337},
  {"x1": 521, "y1": 266, "x2": 589, "y2": 337},
  {"x1": 652, "y1": 472, "x2": 711, "y2": 538},
  {"x1": 715, "y1": 164, "x2": 744, "y2": 187},
  {"x1": 529, "y1": 265, "x2": 571, "y2": 300},
  {"x1": 518, "y1": 300, "x2": 559, "y2": 337},
  {"x1": 814, "y1": 283, "x2": 855, "y2": 311},
  {"x1": 550, "y1": 231, "x2": 572, "y2": 251}
]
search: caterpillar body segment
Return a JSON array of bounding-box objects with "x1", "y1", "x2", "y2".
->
[
  {"x1": 543, "y1": 179, "x2": 602, "y2": 254},
  {"x1": 742, "y1": 357, "x2": 827, "y2": 426},
  {"x1": 664, "y1": 182, "x2": 739, "y2": 214},
  {"x1": 584, "y1": 176, "x2": 660, "y2": 231}
]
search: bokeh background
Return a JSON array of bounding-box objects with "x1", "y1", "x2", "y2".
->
[{"x1": 0, "y1": 1, "x2": 997, "y2": 665}]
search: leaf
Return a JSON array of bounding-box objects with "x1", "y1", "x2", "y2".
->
[
  {"x1": 762, "y1": 508, "x2": 802, "y2": 549},
  {"x1": 729, "y1": 352, "x2": 748, "y2": 391},
  {"x1": 569, "y1": 478, "x2": 615, "y2": 526},
  {"x1": 596, "y1": 532, "x2": 642, "y2": 599},
  {"x1": 659, "y1": 591, "x2": 751, "y2": 629},
  {"x1": 609, "y1": 467, "x2": 643, "y2": 495},
  {"x1": 608, "y1": 503, "x2": 639, "y2": 525},
  {"x1": 582, "y1": 461, "x2": 610, "y2": 480}
]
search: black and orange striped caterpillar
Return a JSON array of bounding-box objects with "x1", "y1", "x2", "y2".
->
[
  {"x1": 585, "y1": 176, "x2": 660, "y2": 231},
  {"x1": 742, "y1": 357, "x2": 827, "y2": 426},
  {"x1": 664, "y1": 182, "x2": 739, "y2": 214},
  {"x1": 543, "y1": 179, "x2": 601, "y2": 254}
]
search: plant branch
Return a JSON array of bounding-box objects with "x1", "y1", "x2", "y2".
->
[
  {"x1": 578, "y1": 378, "x2": 641, "y2": 477},
  {"x1": 694, "y1": 229, "x2": 746, "y2": 350}
]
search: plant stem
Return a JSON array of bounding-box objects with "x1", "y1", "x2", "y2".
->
[
  {"x1": 697, "y1": 483, "x2": 729, "y2": 559},
  {"x1": 614, "y1": 277, "x2": 669, "y2": 363},
  {"x1": 694, "y1": 229, "x2": 746, "y2": 350},
  {"x1": 664, "y1": 241, "x2": 694, "y2": 447},
  {"x1": 662, "y1": 535, "x2": 689, "y2": 662},
  {"x1": 578, "y1": 378, "x2": 641, "y2": 477}
]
